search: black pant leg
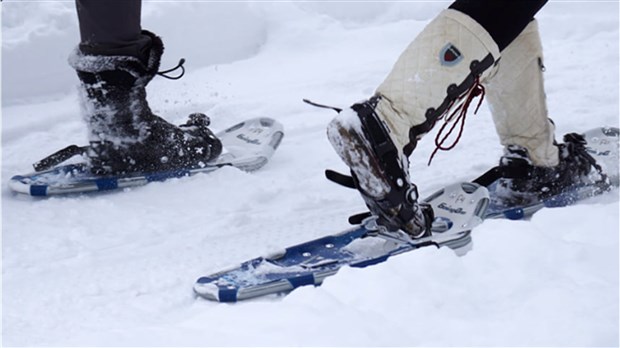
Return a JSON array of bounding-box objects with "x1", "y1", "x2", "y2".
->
[
  {"x1": 449, "y1": 0, "x2": 548, "y2": 51},
  {"x1": 75, "y1": 0, "x2": 151, "y2": 59}
]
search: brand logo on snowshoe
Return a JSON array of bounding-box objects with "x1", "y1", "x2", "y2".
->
[
  {"x1": 440, "y1": 43, "x2": 463, "y2": 66},
  {"x1": 248, "y1": 127, "x2": 264, "y2": 134},
  {"x1": 437, "y1": 202, "x2": 466, "y2": 215},
  {"x1": 237, "y1": 134, "x2": 261, "y2": 145}
]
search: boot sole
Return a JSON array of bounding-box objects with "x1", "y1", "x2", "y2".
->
[{"x1": 326, "y1": 111, "x2": 391, "y2": 198}]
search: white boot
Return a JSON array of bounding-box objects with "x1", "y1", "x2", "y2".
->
[
  {"x1": 483, "y1": 19, "x2": 559, "y2": 167},
  {"x1": 374, "y1": 9, "x2": 500, "y2": 154},
  {"x1": 327, "y1": 9, "x2": 500, "y2": 237}
]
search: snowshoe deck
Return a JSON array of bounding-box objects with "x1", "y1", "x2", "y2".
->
[
  {"x1": 9, "y1": 117, "x2": 284, "y2": 196},
  {"x1": 194, "y1": 182, "x2": 489, "y2": 302},
  {"x1": 193, "y1": 126, "x2": 618, "y2": 302}
]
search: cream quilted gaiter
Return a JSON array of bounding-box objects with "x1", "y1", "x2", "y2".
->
[
  {"x1": 484, "y1": 20, "x2": 559, "y2": 167},
  {"x1": 374, "y1": 9, "x2": 500, "y2": 156}
]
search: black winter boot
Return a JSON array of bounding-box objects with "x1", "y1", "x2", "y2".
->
[
  {"x1": 495, "y1": 133, "x2": 609, "y2": 205},
  {"x1": 69, "y1": 30, "x2": 222, "y2": 175}
]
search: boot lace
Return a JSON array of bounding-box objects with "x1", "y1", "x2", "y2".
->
[
  {"x1": 157, "y1": 58, "x2": 186, "y2": 80},
  {"x1": 428, "y1": 76, "x2": 486, "y2": 165}
]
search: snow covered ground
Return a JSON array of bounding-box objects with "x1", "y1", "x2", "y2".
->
[{"x1": 2, "y1": 1, "x2": 618, "y2": 346}]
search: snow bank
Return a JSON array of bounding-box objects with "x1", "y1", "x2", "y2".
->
[{"x1": 1, "y1": 2, "x2": 269, "y2": 105}]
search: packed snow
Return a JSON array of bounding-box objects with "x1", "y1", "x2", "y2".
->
[{"x1": 2, "y1": 1, "x2": 618, "y2": 346}]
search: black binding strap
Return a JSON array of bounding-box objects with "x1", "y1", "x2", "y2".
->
[
  {"x1": 348, "y1": 212, "x2": 372, "y2": 225},
  {"x1": 325, "y1": 169, "x2": 372, "y2": 225},
  {"x1": 302, "y1": 99, "x2": 343, "y2": 113},
  {"x1": 33, "y1": 145, "x2": 89, "y2": 172},
  {"x1": 325, "y1": 169, "x2": 356, "y2": 189},
  {"x1": 472, "y1": 164, "x2": 532, "y2": 187},
  {"x1": 352, "y1": 97, "x2": 409, "y2": 205}
]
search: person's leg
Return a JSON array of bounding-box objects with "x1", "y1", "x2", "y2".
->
[
  {"x1": 484, "y1": 19, "x2": 558, "y2": 167},
  {"x1": 449, "y1": 0, "x2": 548, "y2": 52},
  {"x1": 71, "y1": 0, "x2": 222, "y2": 175},
  {"x1": 328, "y1": 8, "x2": 500, "y2": 237},
  {"x1": 326, "y1": 1, "x2": 549, "y2": 236},
  {"x1": 75, "y1": 0, "x2": 151, "y2": 60},
  {"x1": 483, "y1": 19, "x2": 603, "y2": 202},
  {"x1": 452, "y1": 0, "x2": 558, "y2": 167}
]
